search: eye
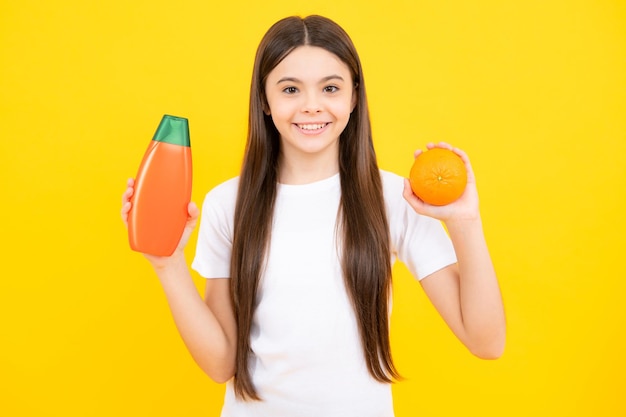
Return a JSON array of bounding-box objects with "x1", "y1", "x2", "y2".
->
[
  {"x1": 282, "y1": 86, "x2": 298, "y2": 94},
  {"x1": 323, "y1": 85, "x2": 339, "y2": 93}
]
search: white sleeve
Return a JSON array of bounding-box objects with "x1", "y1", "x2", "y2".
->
[
  {"x1": 383, "y1": 171, "x2": 457, "y2": 280},
  {"x1": 190, "y1": 178, "x2": 238, "y2": 279}
]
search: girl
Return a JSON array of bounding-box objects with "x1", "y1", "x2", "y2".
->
[{"x1": 121, "y1": 15, "x2": 505, "y2": 417}]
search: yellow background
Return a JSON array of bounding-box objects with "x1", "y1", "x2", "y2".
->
[{"x1": 1, "y1": 0, "x2": 625, "y2": 415}]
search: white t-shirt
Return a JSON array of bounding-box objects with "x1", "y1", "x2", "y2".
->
[{"x1": 191, "y1": 170, "x2": 457, "y2": 417}]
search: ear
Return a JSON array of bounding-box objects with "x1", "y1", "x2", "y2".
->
[
  {"x1": 261, "y1": 93, "x2": 271, "y2": 115},
  {"x1": 350, "y1": 83, "x2": 358, "y2": 113}
]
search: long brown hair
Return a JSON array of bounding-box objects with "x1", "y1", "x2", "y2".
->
[{"x1": 230, "y1": 15, "x2": 399, "y2": 400}]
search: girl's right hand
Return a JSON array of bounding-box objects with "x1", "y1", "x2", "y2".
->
[{"x1": 121, "y1": 178, "x2": 200, "y2": 268}]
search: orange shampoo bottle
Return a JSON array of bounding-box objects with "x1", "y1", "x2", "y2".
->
[{"x1": 128, "y1": 115, "x2": 192, "y2": 256}]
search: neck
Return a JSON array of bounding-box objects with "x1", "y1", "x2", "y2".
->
[{"x1": 278, "y1": 153, "x2": 339, "y2": 185}]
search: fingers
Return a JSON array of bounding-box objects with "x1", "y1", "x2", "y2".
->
[
  {"x1": 402, "y1": 178, "x2": 425, "y2": 211},
  {"x1": 188, "y1": 201, "x2": 200, "y2": 219},
  {"x1": 121, "y1": 178, "x2": 135, "y2": 225},
  {"x1": 414, "y1": 141, "x2": 453, "y2": 157},
  {"x1": 402, "y1": 178, "x2": 416, "y2": 201},
  {"x1": 429, "y1": 142, "x2": 467, "y2": 160},
  {"x1": 413, "y1": 142, "x2": 474, "y2": 177},
  {"x1": 121, "y1": 184, "x2": 134, "y2": 205},
  {"x1": 120, "y1": 202, "x2": 131, "y2": 225},
  {"x1": 186, "y1": 202, "x2": 200, "y2": 227}
]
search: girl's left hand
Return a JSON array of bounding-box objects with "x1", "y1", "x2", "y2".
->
[{"x1": 402, "y1": 142, "x2": 480, "y2": 223}]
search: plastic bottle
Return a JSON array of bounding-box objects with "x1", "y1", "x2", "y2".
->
[{"x1": 128, "y1": 115, "x2": 192, "y2": 256}]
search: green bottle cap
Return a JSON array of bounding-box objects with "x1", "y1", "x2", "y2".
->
[{"x1": 152, "y1": 114, "x2": 190, "y2": 147}]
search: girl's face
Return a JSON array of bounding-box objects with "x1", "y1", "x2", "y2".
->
[{"x1": 264, "y1": 46, "x2": 356, "y2": 175}]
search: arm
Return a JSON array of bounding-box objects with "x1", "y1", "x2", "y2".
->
[
  {"x1": 402, "y1": 144, "x2": 506, "y2": 359},
  {"x1": 121, "y1": 179, "x2": 237, "y2": 382},
  {"x1": 153, "y1": 260, "x2": 236, "y2": 382}
]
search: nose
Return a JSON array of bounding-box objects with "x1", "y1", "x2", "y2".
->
[{"x1": 301, "y1": 91, "x2": 322, "y2": 113}]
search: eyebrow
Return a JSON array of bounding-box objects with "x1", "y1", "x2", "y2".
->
[{"x1": 276, "y1": 74, "x2": 345, "y2": 84}]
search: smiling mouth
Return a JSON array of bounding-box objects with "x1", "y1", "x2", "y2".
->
[{"x1": 296, "y1": 123, "x2": 328, "y2": 131}]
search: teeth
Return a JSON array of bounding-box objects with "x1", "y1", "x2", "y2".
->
[{"x1": 298, "y1": 123, "x2": 326, "y2": 130}]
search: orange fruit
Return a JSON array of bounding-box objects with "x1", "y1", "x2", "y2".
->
[{"x1": 409, "y1": 148, "x2": 467, "y2": 206}]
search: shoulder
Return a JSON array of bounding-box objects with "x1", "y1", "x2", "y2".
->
[
  {"x1": 379, "y1": 169, "x2": 406, "y2": 207},
  {"x1": 206, "y1": 176, "x2": 239, "y2": 198},
  {"x1": 205, "y1": 177, "x2": 239, "y2": 203},
  {"x1": 379, "y1": 168, "x2": 429, "y2": 236},
  {"x1": 201, "y1": 177, "x2": 239, "y2": 215},
  {"x1": 379, "y1": 169, "x2": 404, "y2": 187}
]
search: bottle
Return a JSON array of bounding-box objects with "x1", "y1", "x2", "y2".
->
[{"x1": 128, "y1": 115, "x2": 192, "y2": 256}]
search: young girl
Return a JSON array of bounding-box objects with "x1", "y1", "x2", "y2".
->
[{"x1": 121, "y1": 15, "x2": 505, "y2": 417}]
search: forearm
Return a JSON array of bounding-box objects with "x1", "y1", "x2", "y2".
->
[
  {"x1": 446, "y1": 217, "x2": 506, "y2": 358},
  {"x1": 152, "y1": 255, "x2": 236, "y2": 382}
]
